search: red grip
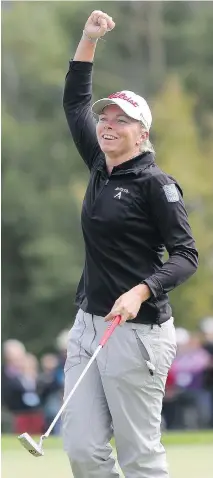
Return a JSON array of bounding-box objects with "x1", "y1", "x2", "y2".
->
[{"x1": 100, "y1": 315, "x2": 121, "y2": 347}]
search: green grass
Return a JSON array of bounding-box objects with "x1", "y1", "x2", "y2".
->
[
  {"x1": 2, "y1": 432, "x2": 213, "y2": 478},
  {"x1": 2, "y1": 430, "x2": 213, "y2": 450}
]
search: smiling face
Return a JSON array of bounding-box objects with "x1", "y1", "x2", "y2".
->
[{"x1": 96, "y1": 104, "x2": 147, "y2": 158}]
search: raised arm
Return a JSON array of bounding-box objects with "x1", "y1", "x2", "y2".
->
[{"x1": 63, "y1": 11, "x2": 115, "y2": 170}]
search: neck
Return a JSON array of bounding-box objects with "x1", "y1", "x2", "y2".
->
[{"x1": 105, "y1": 148, "x2": 141, "y2": 173}]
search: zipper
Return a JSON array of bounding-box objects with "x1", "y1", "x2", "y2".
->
[
  {"x1": 91, "y1": 167, "x2": 136, "y2": 212},
  {"x1": 91, "y1": 177, "x2": 109, "y2": 211}
]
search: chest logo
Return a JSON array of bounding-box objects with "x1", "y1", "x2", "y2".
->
[
  {"x1": 114, "y1": 187, "x2": 129, "y2": 200},
  {"x1": 114, "y1": 191, "x2": 122, "y2": 199}
]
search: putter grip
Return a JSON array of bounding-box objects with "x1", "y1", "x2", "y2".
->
[{"x1": 100, "y1": 315, "x2": 121, "y2": 347}]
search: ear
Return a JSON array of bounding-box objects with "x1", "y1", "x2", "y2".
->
[
  {"x1": 136, "y1": 130, "x2": 148, "y2": 145},
  {"x1": 141, "y1": 130, "x2": 149, "y2": 141}
]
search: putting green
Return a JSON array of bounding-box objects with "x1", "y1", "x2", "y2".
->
[{"x1": 2, "y1": 434, "x2": 213, "y2": 478}]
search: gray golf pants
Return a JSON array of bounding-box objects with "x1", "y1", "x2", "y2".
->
[{"x1": 62, "y1": 309, "x2": 177, "y2": 478}]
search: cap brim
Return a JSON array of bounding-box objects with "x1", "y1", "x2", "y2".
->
[
  {"x1": 92, "y1": 98, "x2": 121, "y2": 115},
  {"x1": 92, "y1": 98, "x2": 140, "y2": 121}
]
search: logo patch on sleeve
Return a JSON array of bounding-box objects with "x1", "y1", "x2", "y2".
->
[{"x1": 163, "y1": 184, "x2": 179, "y2": 202}]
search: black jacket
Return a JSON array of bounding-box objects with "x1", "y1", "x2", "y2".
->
[{"x1": 63, "y1": 61, "x2": 198, "y2": 325}]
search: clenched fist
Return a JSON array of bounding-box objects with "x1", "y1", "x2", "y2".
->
[{"x1": 84, "y1": 10, "x2": 115, "y2": 40}]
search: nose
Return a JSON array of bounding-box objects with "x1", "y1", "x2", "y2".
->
[{"x1": 104, "y1": 123, "x2": 113, "y2": 130}]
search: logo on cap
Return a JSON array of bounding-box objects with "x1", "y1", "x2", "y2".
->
[{"x1": 108, "y1": 92, "x2": 139, "y2": 108}]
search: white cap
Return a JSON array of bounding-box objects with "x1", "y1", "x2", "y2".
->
[
  {"x1": 92, "y1": 90, "x2": 152, "y2": 131},
  {"x1": 200, "y1": 317, "x2": 213, "y2": 335},
  {"x1": 175, "y1": 327, "x2": 191, "y2": 345},
  {"x1": 56, "y1": 329, "x2": 69, "y2": 351}
]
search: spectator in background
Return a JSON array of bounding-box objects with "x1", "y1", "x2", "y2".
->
[
  {"x1": 38, "y1": 330, "x2": 69, "y2": 435},
  {"x1": 38, "y1": 353, "x2": 61, "y2": 434},
  {"x1": 2, "y1": 339, "x2": 26, "y2": 412},
  {"x1": 21, "y1": 353, "x2": 40, "y2": 409},
  {"x1": 169, "y1": 328, "x2": 210, "y2": 429},
  {"x1": 200, "y1": 317, "x2": 213, "y2": 427},
  {"x1": 1, "y1": 340, "x2": 44, "y2": 434}
]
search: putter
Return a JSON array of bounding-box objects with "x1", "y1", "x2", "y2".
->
[{"x1": 18, "y1": 315, "x2": 121, "y2": 457}]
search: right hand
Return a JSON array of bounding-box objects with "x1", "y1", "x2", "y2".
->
[{"x1": 84, "y1": 10, "x2": 115, "y2": 40}]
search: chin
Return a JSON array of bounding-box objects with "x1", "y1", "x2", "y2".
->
[
  {"x1": 101, "y1": 146, "x2": 118, "y2": 154},
  {"x1": 99, "y1": 142, "x2": 120, "y2": 155}
]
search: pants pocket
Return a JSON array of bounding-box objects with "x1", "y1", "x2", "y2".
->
[
  {"x1": 133, "y1": 320, "x2": 177, "y2": 378},
  {"x1": 132, "y1": 328, "x2": 158, "y2": 381},
  {"x1": 64, "y1": 310, "x2": 86, "y2": 372}
]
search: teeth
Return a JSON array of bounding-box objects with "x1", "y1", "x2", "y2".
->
[{"x1": 103, "y1": 135, "x2": 117, "y2": 140}]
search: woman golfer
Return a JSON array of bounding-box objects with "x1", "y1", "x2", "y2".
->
[{"x1": 62, "y1": 11, "x2": 198, "y2": 478}]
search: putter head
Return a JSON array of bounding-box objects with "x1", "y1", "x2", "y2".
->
[{"x1": 18, "y1": 432, "x2": 44, "y2": 457}]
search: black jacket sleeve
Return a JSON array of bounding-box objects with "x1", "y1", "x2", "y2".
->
[
  {"x1": 63, "y1": 61, "x2": 102, "y2": 170},
  {"x1": 143, "y1": 174, "x2": 198, "y2": 297}
]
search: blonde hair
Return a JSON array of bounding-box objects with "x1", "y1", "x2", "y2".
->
[
  {"x1": 140, "y1": 138, "x2": 155, "y2": 154},
  {"x1": 139, "y1": 123, "x2": 155, "y2": 154}
]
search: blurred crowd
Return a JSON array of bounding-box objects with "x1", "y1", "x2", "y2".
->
[
  {"x1": 1, "y1": 318, "x2": 213, "y2": 435},
  {"x1": 162, "y1": 317, "x2": 213, "y2": 430},
  {"x1": 1, "y1": 329, "x2": 69, "y2": 435}
]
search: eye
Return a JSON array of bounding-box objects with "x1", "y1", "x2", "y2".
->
[
  {"x1": 99, "y1": 116, "x2": 107, "y2": 123},
  {"x1": 117, "y1": 118, "x2": 128, "y2": 124}
]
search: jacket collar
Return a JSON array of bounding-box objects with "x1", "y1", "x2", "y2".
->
[{"x1": 97, "y1": 152, "x2": 155, "y2": 175}]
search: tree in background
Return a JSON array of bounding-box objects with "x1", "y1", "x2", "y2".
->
[
  {"x1": 1, "y1": 1, "x2": 213, "y2": 354},
  {"x1": 152, "y1": 77, "x2": 213, "y2": 327}
]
